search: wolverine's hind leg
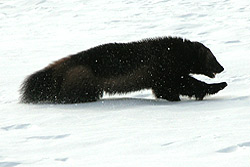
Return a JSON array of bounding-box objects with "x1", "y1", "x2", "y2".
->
[{"x1": 57, "y1": 66, "x2": 103, "y2": 103}]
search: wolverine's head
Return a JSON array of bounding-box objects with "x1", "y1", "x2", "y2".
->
[{"x1": 190, "y1": 42, "x2": 224, "y2": 78}]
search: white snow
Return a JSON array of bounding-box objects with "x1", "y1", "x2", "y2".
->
[{"x1": 1, "y1": 0, "x2": 250, "y2": 166}]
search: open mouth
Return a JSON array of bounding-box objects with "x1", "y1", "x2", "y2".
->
[
  {"x1": 206, "y1": 72, "x2": 217, "y2": 78},
  {"x1": 204, "y1": 65, "x2": 224, "y2": 78},
  {"x1": 211, "y1": 73, "x2": 216, "y2": 78}
]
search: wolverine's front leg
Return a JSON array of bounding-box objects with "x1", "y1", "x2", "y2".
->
[
  {"x1": 152, "y1": 77, "x2": 181, "y2": 101},
  {"x1": 179, "y1": 75, "x2": 227, "y2": 100},
  {"x1": 152, "y1": 86, "x2": 180, "y2": 101}
]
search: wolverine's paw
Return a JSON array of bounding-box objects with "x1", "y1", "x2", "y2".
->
[
  {"x1": 194, "y1": 82, "x2": 227, "y2": 100},
  {"x1": 207, "y1": 82, "x2": 227, "y2": 95}
]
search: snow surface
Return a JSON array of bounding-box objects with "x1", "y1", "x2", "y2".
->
[{"x1": 1, "y1": 0, "x2": 250, "y2": 166}]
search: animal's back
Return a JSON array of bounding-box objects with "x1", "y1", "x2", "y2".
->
[{"x1": 72, "y1": 42, "x2": 154, "y2": 77}]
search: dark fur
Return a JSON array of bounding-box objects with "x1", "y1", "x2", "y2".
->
[{"x1": 20, "y1": 37, "x2": 227, "y2": 103}]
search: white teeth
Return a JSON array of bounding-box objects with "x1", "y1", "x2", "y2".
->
[
  {"x1": 212, "y1": 73, "x2": 217, "y2": 78},
  {"x1": 210, "y1": 73, "x2": 216, "y2": 78}
]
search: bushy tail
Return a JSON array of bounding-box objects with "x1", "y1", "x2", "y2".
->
[{"x1": 20, "y1": 68, "x2": 62, "y2": 103}]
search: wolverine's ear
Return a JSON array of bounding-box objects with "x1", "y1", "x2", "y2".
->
[{"x1": 193, "y1": 42, "x2": 206, "y2": 53}]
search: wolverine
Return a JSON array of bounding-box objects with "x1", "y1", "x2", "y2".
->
[{"x1": 20, "y1": 37, "x2": 227, "y2": 103}]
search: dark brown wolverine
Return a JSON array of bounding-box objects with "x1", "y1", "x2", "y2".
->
[{"x1": 20, "y1": 37, "x2": 227, "y2": 103}]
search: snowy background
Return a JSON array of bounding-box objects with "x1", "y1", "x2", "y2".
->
[{"x1": 1, "y1": 0, "x2": 250, "y2": 166}]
